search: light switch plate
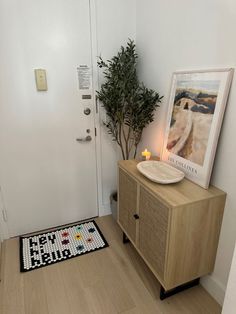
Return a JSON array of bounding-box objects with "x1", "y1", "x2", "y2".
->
[{"x1": 34, "y1": 69, "x2": 47, "y2": 91}]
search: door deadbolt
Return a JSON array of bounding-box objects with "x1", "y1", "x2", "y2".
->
[{"x1": 84, "y1": 108, "x2": 91, "y2": 115}]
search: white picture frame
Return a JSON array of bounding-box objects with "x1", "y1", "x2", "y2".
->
[{"x1": 161, "y1": 68, "x2": 234, "y2": 189}]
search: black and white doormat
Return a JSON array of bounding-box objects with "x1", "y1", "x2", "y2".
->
[{"x1": 20, "y1": 220, "x2": 108, "y2": 272}]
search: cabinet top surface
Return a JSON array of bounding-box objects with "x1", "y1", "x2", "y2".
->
[{"x1": 118, "y1": 160, "x2": 226, "y2": 207}]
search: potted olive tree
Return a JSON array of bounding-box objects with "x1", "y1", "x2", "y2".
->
[{"x1": 97, "y1": 40, "x2": 163, "y2": 218}]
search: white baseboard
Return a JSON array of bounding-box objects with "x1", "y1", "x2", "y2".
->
[
  {"x1": 98, "y1": 203, "x2": 112, "y2": 217},
  {"x1": 201, "y1": 275, "x2": 226, "y2": 306}
]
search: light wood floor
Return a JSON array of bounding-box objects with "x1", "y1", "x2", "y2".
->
[{"x1": 0, "y1": 215, "x2": 221, "y2": 314}]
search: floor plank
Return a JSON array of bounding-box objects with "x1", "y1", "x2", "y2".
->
[
  {"x1": 59, "y1": 258, "x2": 91, "y2": 314},
  {"x1": 1, "y1": 238, "x2": 25, "y2": 314},
  {"x1": 43, "y1": 263, "x2": 71, "y2": 314},
  {"x1": 23, "y1": 268, "x2": 48, "y2": 314},
  {"x1": 0, "y1": 215, "x2": 222, "y2": 314}
]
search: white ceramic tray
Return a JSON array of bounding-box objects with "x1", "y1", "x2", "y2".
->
[{"x1": 137, "y1": 160, "x2": 185, "y2": 184}]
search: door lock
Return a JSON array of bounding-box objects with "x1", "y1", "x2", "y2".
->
[
  {"x1": 133, "y1": 214, "x2": 139, "y2": 220},
  {"x1": 84, "y1": 108, "x2": 91, "y2": 115}
]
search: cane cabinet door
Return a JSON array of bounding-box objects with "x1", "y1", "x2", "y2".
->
[
  {"x1": 139, "y1": 186, "x2": 169, "y2": 281},
  {"x1": 118, "y1": 169, "x2": 137, "y2": 243}
]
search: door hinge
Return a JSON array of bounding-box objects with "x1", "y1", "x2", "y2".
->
[
  {"x1": 95, "y1": 127, "x2": 97, "y2": 136},
  {"x1": 95, "y1": 96, "x2": 98, "y2": 113},
  {"x1": 2, "y1": 209, "x2": 8, "y2": 222}
]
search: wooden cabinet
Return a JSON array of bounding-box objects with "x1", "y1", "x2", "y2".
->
[{"x1": 118, "y1": 160, "x2": 226, "y2": 295}]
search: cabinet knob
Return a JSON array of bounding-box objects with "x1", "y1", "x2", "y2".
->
[{"x1": 133, "y1": 214, "x2": 139, "y2": 220}]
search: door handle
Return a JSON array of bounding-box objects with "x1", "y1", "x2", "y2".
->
[{"x1": 76, "y1": 135, "x2": 92, "y2": 142}]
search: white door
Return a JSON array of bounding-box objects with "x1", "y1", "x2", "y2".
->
[{"x1": 0, "y1": 0, "x2": 98, "y2": 236}]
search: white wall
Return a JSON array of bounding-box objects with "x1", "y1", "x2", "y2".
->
[
  {"x1": 136, "y1": 0, "x2": 236, "y2": 305},
  {"x1": 222, "y1": 242, "x2": 236, "y2": 313},
  {"x1": 95, "y1": 0, "x2": 136, "y2": 214}
]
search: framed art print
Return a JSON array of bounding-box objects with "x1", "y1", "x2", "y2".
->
[{"x1": 161, "y1": 68, "x2": 234, "y2": 188}]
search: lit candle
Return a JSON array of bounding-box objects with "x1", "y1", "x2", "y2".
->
[{"x1": 141, "y1": 148, "x2": 151, "y2": 161}]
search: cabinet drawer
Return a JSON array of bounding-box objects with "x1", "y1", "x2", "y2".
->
[
  {"x1": 118, "y1": 169, "x2": 137, "y2": 243},
  {"x1": 139, "y1": 187, "x2": 169, "y2": 280}
]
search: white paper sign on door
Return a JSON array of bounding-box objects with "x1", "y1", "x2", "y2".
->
[{"x1": 77, "y1": 65, "x2": 91, "y2": 90}]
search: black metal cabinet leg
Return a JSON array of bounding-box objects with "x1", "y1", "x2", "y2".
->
[
  {"x1": 160, "y1": 278, "x2": 200, "y2": 300},
  {"x1": 160, "y1": 286, "x2": 167, "y2": 301},
  {"x1": 123, "y1": 232, "x2": 130, "y2": 244}
]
